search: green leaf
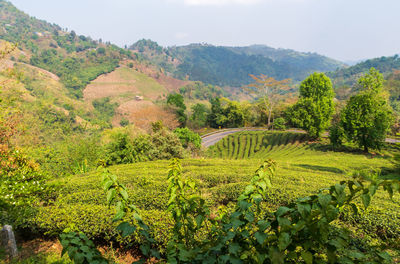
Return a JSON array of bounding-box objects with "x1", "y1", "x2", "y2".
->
[
  {"x1": 368, "y1": 184, "x2": 378, "y2": 196},
  {"x1": 257, "y1": 220, "x2": 270, "y2": 232},
  {"x1": 107, "y1": 188, "x2": 116, "y2": 204},
  {"x1": 301, "y1": 251, "x2": 313, "y2": 264},
  {"x1": 334, "y1": 184, "x2": 345, "y2": 195},
  {"x1": 361, "y1": 193, "x2": 371, "y2": 208},
  {"x1": 113, "y1": 208, "x2": 126, "y2": 222},
  {"x1": 228, "y1": 243, "x2": 241, "y2": 255},
  {"x1": 254, "y1": 231, "x2": 267, "y2": 245},
  {"x1": 347, "y1": 250, "x2": 365, "y2": 260},
  {"x1": 120, "y1": 188, "x2": 129, "y2": 201},
  {"x1": 276, "y1": 206, "x2": 291, "y2": 217},
  {"x1": 377, "y1": 251, "x2": 391, "y2": 261},
  {"x1": 297, "y1": 203, "x2": 311, "y2": 218},
  {"x1": 116, "y1": 222, "x2": 136, "y2": 237},
  {"x1": 318, "y1": 194, "x2": 331, "y2": 208},
  {"x1": 232, "y1": 219, "x2": 245, "y2": 229},
  {"x1": 244, "y1": 211, "x2": 255, "y2": 222},
  {"x1": 278, "y1": 232, "x2": 291, "y2": 251},
  {"x1": 103, "y1": 180, "x2": 113, "y2": 191}
]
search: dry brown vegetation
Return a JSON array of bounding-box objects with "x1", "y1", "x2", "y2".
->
[{"x1": 127, "y1": 103, "x2": 179, "y2": 131}]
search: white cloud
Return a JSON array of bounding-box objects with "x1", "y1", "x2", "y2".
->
[{"x1": 179, "y1": 0, "x2": 262, "y2": 6}]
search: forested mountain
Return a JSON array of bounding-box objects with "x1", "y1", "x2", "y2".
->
[
  {"x1": 0, "y1": 0, "x2": 132, "y2": 98},
  {"x1": 130, "y1": 40, "x2": 345, "y2": 87},
  {"x1": 328, "y1": 54, "x2": 400, "y2": 87}
]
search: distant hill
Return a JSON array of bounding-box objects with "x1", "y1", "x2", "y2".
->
[
  {"x1": 329, "y1": 55, "x2": 400, "y2": 87},
  {"x1": 0, "y1": 0, "x2": 132, "y2": 98},
  {"x1": 130, "y1": 40, "x2": 345, "y2": 87}
]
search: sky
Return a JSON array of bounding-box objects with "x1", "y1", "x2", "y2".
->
[{"x1": 8, "y1": 0, "x2": 400, "y2": 62}]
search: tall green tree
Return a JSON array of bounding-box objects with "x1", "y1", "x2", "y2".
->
[
  {"x1": 167, "y1": 93, "x2": 187, "y2": 127},
  {"x1": 339, "y1": 68, "x2": 393, "y2": 152},
  {"x1": 288, "y1": 73, "x2": 335, "y2": 138},
  {"x1": 190, "y1": 103, "x2": 209, "y2": 128},
  {"x1": 207, "y1": 98, "x2": 246, "y2": 128}
]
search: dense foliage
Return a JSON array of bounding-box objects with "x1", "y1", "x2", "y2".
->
[
  {"x1": 60, "y1": 158, "x2": 399, "y2": 263},
  {"x1": 189, "y1": 103, "x2": 209, "y2": 128},
  {"x1": 329, "y1": 55, "x2": 400, "y2": 88},
  {"x1": 173, "y1": 127, "x2": 201, "y2": 149},
  {"x1": 167, "y1": 93, "x2": 187, "y2": 127},
  {"x1": 104, "y1": 127, "x2": 185, "y2": 166},
  {"x1": 288, "y1": 73, "x2": 335, "y2": 138},
  {"x1": 332, "y1": 68, "x2": 394, "y2": 152},
  {"x1": 179, "y1": 81, "x2": 227, "y2": 101},
  {"x1": 207, "y1": 98, "x2": 248, "y2": 128},
  {"x1": 131, "y1": 41, "x2": 344, "y2": 87}
]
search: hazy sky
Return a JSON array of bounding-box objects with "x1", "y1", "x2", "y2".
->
[{"x1": 8, "y1": 0, "x2": 400, "y2": 62}]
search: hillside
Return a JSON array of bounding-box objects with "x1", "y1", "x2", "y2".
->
[
  {"x1": 329, "y1": 55, "x2": 400, "y2": 87},
  {"x1": 0, "y1": 1, "x2": 194, "y2": 131},
  {"x1": 130, "y1": 40, "x2": 345, "y2": 87},
  {"x1": 0, "y1": 0, "x2": 132, "y2": 99},
  {"x1": 327, "y1": 55, "x2": 400, "y2": 100}
]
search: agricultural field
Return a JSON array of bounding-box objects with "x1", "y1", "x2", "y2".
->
[{"x1": 26, "y1": 132, "x2": 400, "y2": 259}]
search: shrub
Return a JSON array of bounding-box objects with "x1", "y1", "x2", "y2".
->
[
  {"x1": 329, "y1": 123, "x2": 345, "y2": 148},
  {"x1": 119, "y1": 118, "x2": 129, "y2": 127},
  {"x1": 173, "y1": 127, "x2": 201, "y2": 149},
  {"x1": 151, "y1": 129, "x2": 184, "y2": 160},
  {"x1": 104, "y1": 132, "x2": 134, "y2": 165},
  {"x1": 273, "y1": 117, "x2": 286, "y2": 130}
]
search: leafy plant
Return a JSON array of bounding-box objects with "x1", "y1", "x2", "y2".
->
[
  {"x1": 59, "y1": 158, "x2": 399, "y2": 263},
  {"x1": 165, "y1": 159, "x2": 211, "y2": 262},
  {"x1": 273, "y1": 117, "x2": 286, "y2": 130},
  {"x1": 101, "y1": 168, "x2": 161, "y2": 262},
  {"x1": 60, "y1": 230, "x2": 108, "y2": 264},
  {"x1": 173, "y1": 127, "x2": 201, "y2": 149},
  {"x1": 288, "y1": 73, "x2": 335, "y2": 138},
  {"x1": 338, "y1": 68, "x2": 394, "y2": 152}
]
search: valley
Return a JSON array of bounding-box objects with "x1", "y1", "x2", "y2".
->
[{"x1": 0, "y1": 0, "x2": 400, "y2": 263}]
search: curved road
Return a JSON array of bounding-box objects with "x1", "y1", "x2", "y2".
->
[{"x1": 201, "y1": 128, "x2": 400, "y2": 148}]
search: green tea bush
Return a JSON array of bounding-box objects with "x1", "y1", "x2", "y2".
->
[
  {"x1": 207, "y1": 131, "x2": 307, "y2": 159},
  {"x1": 64, "y1": 160, "x2": 399, "y2": 263}
]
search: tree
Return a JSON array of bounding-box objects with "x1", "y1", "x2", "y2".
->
[
  {"x1": 339, "y1": 68, "x2": 393, "y2": 152},
  {"x1": 246, "y1": 74, "x2": 291, "y2": 128},
  {"x1": 207, "y1": 98, "x2": 246, "y2": 128},
  {"x1": 167, "y1": 93, "x2": 187, "y2": 127},
  {"x1": 190, "y1": 103, "x2": 209, "y2": 128},
  {"x1": 288, "y1": 73, "x2": 335, "y2": 138}
]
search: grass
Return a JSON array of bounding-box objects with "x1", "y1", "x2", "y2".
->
[
  {"x1": 113, "y1": 67, "x2": 168, "y2": 99},
  {"x1": 28, "y1": 132, "x2": 399, "y2": 256}
]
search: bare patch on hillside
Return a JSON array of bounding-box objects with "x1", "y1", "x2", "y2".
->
[
  {"x1": 114, "y1": 100, "x2": 178, "y2": 131},
  {"x1": 127, "y1": 60, "x2": 188, "y2": 93},
  {"x1": 83, "y1": 66, "x2": 173, "y2": 103}
]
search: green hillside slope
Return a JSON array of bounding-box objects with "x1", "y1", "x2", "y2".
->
[
  {"x1": 130, "y1": 40, "x2": 345, "y2": 87},
  {"x1": 0, "y1": 0, "x2": 132, "y2": 98}
]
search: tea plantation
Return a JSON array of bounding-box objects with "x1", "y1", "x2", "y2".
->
[{"x1": 27, "y1": 132, "x2": 400, "y2": 257}]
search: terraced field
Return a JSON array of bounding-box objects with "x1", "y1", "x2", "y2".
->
[
  {"x1": 31, "y1": 132, "x2": 400, "y2": 255},
  {"x1": 207, "y1": 131, "x2": 310, "y2": 159}
]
